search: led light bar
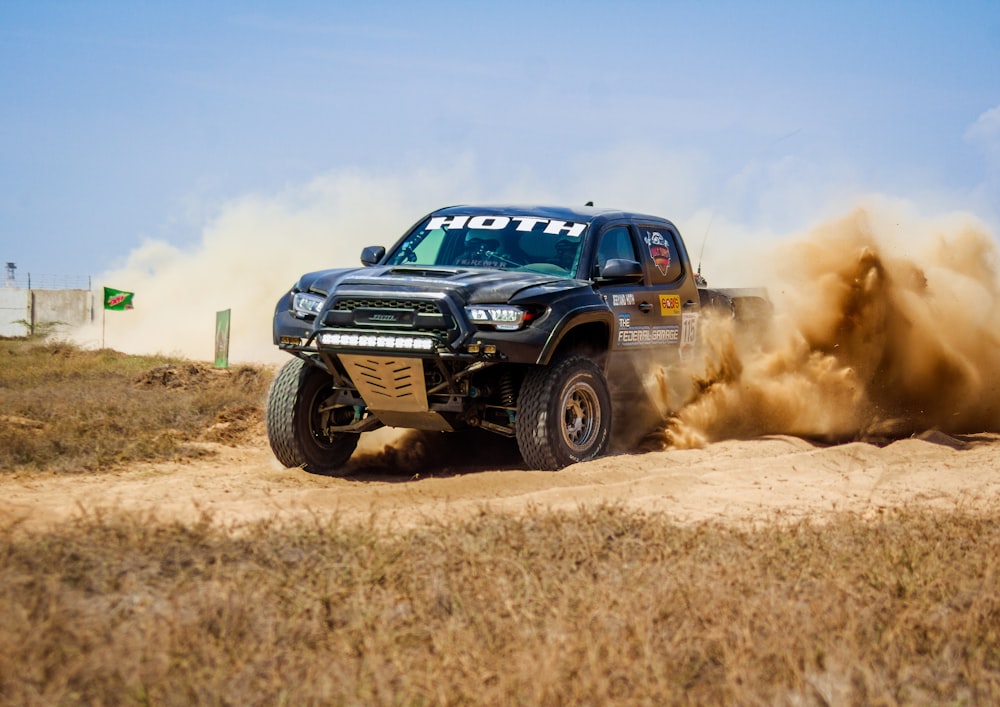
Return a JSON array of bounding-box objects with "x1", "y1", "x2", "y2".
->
[{"x1": 318, "y1": 332, "x2": 436, "y2": 351}]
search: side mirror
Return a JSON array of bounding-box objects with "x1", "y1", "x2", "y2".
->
[
  {"x1": 599, "y1": 258, "x2": 643, "y2": 281},
  {"x1": 360, "y1": 246, "x2": 385, "y2": 266}
]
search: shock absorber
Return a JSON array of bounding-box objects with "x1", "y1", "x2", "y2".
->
[{"x1": 499, "y1": 371, "x2": 516, "y2": 423}]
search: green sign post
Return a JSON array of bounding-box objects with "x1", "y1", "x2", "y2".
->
[{"x1": 214, "y1": 309, "x2": 231, "y2": 368}]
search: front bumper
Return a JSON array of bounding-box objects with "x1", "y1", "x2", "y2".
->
[{"x1": 273, "y1": 287, "x2": 555, "y2": 365}]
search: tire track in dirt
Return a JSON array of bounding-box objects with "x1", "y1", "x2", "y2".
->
[{"x1": 3, "y1": 432, "x2": 998, "y2": 532}]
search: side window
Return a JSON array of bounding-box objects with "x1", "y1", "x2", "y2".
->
[
  {"x1": 640, "y1": 226, "x2": 684, "y2": 283},
  {"x1": 594, "y1": 226, "x2": 639, "y2": 275}
]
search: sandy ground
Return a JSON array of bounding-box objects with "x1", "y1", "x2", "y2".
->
[{"x1": 3, "y1": 430, "x2": 999, "y2": 532}]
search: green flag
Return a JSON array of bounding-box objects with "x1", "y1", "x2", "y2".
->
[{"x1": 104, "y1": 287, "x2": 134, "y2": 311}]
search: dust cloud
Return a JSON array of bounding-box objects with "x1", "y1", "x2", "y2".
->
[
  {"x1": 71, "y1": 169, "x2": 474, "y2": 362},
  {"x1": 70, "y1": 151, "x2": 753, "y2": 363},
  {"x1": 665, "y1": 206, "x2": 1000, "y2": 448},
  {"x1": 70, "y1": 171, "x2": 1000, "y2": 458}
]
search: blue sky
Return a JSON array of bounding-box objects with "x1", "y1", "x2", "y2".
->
[{"x1": 2, "y1": 0, "x2": 1000, "y2": 280}]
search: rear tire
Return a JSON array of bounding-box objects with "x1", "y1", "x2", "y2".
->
[
  {"x1": 266, "y1": 358, "x2": 359, "y2": 475},
  {"x1": 516, "y1": 355, "x2": 612, "y2": 470}
]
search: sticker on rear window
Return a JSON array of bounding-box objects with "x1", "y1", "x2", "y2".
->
[{"x1": 644, "y1": 231, "x2": 672, "y2": 276}]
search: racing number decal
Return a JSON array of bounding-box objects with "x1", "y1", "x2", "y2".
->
[{"x1": 680, "y1": 312, "x2": 698, "y2": 360}]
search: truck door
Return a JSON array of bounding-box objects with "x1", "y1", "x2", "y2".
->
[
  {"x1": 636, "y1": 222, "x2": 701, "y2": 361},
  {"x1": 590, "y1": 224, "x2": 649, "y2": 353},
  {"x1": 593, "y1": 223, "x2": 690, "y2": 356}
]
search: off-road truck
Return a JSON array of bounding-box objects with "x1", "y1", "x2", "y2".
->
[{"x1": 267, "y1": 204, "x2": 765, "y2": 473}]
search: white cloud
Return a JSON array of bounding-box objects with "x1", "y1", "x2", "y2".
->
[
  {"x1": 963, "y1": 104, "x2": 1000, "y2": 226},
  {"x1": 965, "y1": 104, "x2": 1000, "y2": 153}
]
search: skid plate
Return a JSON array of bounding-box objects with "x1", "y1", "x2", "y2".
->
[{"x1": 338, "y1": 354, "x2": 429, "y2": 413}]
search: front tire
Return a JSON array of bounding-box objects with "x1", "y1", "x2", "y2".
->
[
  {"x1": 266, "y1": 357, "x2": 359, "y2": 475},
  {"x1": 516, "y1": 355, "x2": 612, "y2": 470}
]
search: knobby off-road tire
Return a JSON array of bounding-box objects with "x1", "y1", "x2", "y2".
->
[
  {"x1": 516, "y1": 355, "x2": 612, "y2": 470},
  {"x1": 266, "y1": 357, "x2": 359, "y2": 476}
]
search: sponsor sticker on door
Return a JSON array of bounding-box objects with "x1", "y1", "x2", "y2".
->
[{"x1": 659, "y1": 294, "x2": 681, "y2": 316}]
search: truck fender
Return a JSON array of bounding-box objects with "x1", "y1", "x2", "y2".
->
[{"x1": 535, "y1": 306, "x2": 615, "y2": 366}]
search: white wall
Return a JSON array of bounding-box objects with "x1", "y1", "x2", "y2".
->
[
  {"x1": 0, "y1": 288, "x2": 28, "y2": 337},
  {"x1": 0, "y1": 288, "x2": 93, "y2": 338}
]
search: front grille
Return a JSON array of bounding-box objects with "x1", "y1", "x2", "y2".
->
[
  {"x1": 332, "y1": 297, "x2": 441, "y2": 314},
  {"x1": 323, "y1": 296, "x2": 456, "y2": 340}
]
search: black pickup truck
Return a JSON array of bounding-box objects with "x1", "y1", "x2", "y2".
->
[{"x1": 268, "y1": 204, "x2": 766, "y2": 473}]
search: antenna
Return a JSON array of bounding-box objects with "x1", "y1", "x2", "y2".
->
[{"x1": 695, "y1": 214, "x2": 713, "y2": 286}]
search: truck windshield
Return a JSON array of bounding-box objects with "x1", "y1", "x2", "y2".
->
[{"x1": 386, "y1": 214, "x2": 588, "y2": 276}]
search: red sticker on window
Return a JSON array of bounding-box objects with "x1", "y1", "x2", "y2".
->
[{"x1": 645, "y1": 231, "x2": 671, "y2": 276}]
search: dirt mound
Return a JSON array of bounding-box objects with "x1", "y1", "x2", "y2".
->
[
  {"x1": 134, "y1": 362, "x2": 266, "y2": 391},
  {"x1": 201, "y1": 404, "x2": 265, "y2": 446},
  {"x1": 129, "y1": 363, "x2": 268, "y2": 447}
]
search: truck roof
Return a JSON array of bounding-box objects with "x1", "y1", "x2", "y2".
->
[{"x1": 430, "y1": 203, "x2": 672, "y2": 226}]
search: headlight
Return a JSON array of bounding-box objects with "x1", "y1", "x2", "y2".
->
[
  {"x1": 291, "y1": 292, "x2": 325, "y2": 319},
  {"x1": 465, "y1": 305, "x2": 531, "y2": 331}
]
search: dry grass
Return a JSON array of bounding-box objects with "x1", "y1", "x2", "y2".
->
[
  {"x1": 2, "y1": 339, "x2": 997, "y2": 704},
  {"x1": 0, "y1": 338, "x2": 271, "y2": 473},
  {"x1": 0, "y1": 506, "x2": 996, "y2": 705}
]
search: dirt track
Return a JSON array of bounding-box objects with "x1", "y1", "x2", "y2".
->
[{"x1": 4, "y1": 430, "x2": 999, "y2": 532}]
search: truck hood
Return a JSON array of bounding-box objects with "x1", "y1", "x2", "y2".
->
[{"x1": 304, "y1": 265, "x2": 581, "y2": 305}]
